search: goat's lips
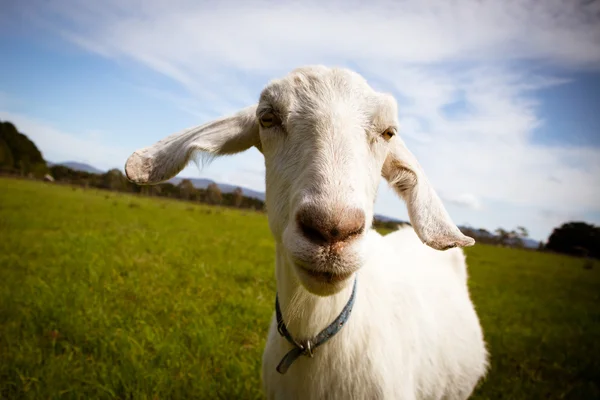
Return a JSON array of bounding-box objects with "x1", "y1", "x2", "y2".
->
[{"x1": 297, "y1": 264, "x2": 353, "y2": 284}]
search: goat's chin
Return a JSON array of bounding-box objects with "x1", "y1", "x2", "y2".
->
[
  {"x1": 293, "y1": 262, "x2": 356, "y2": 296},
  {"x1": 281, "y1": 227, "x2": 365, "y2": 295}
]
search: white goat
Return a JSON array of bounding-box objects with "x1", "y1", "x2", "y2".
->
[{"x1": 125, "y1": 66, "x2": 488, "y2": 400}]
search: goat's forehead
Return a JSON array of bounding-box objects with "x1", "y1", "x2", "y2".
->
[{"x1": 259, "y1": 67, "x2": 387, "y2": 113}]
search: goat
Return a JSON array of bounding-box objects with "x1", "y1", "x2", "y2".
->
[{"x1": 125, "y1": 65, "x2": 488, "y2": 400}]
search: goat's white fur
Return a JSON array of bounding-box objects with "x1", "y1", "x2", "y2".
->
[{"x1": 125, "y1": 66, "x2": 488, "y2": 399}]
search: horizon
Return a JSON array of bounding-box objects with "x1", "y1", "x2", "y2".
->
[
  {"x1": 1, "y1": 0, "x2": 599, "y2": 242},
  {"x1": 35, "y1": 159, "x2": 576, "y2": 246}
]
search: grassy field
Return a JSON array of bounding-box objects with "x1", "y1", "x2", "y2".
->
[{"x1": 0, "y1": 177, "x2": 598, "y2": 399}]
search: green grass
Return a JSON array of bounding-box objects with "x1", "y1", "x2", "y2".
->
[{"x1": 0, "y1": 177, "x2": 598, "y2": 399}]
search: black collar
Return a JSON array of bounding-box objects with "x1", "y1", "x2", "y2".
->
[{"x1": 274, "y1": 277, "x2": 358, "y2": 374}]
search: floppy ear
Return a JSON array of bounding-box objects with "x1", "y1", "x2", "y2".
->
[
  {"x1": 125, "y1": 105, "x2": 260, "y2": 185},
  {"x1": 382, "y1": 137, "x2": 475, "y2": 250}
]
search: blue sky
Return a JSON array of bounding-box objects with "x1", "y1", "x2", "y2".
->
[{"x1": 1, "y1": 0, "x2": 599, "y2": 242}]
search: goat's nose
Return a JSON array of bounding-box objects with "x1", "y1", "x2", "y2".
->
[{"x1": 296, "y1": 206, "x2": 366, "y2": 245}]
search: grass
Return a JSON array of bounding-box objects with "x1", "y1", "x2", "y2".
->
[{"x1": 0, "y1": 177, "x2": 598, "y2": 399}]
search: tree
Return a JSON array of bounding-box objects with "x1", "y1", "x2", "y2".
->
[
  {"x1": 157, "y1": 182, "x2": 178, "y2": 198},
  {"x1": 102, "y1": 169, "x2": 127, "y2": 191},
  {"x1": 0, "y1": 121, "x2": 48, "y2": 177},
  {"x1": 477, "y1": 228, "x2": 491, "y2": 236},
  {"x1": 233, "y1": 187, "x2": 244, "y2": 208},
  {"x1": 0, "y1": 137, "x2": 14, "y2": 171},
  {"x1": 494, "y1": 228, "x2": 509, "y2": 246},
  {"x1": 545, "y1": 222, "x2": 600, "y2": 259},
  {"x1": 510, "y1": 226, "x2": 529, "y2": 248},
  {"x1": 178, "y1": 179, "x2": 196, "y2": 200},
  {"x1": 141, "y1": 184, "x2": 161, "y2": 197},
  {"x1": 206, "y1": 183, "x2": 222, "y2": 205},
  {"x1": 516, "y1": 226, "x2": 528, "y2": 239}
]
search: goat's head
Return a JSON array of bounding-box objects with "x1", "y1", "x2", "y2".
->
[{"x1": 125, "y1": 66, "x2": 474, "y2": 296}]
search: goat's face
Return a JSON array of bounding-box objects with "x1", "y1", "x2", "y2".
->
[
  {"x1": 124, "y1": 65, "x2": 474, "y2": 296},
  {"x1": 257, "y1": 67, "x2": 397, "y2": 294}
]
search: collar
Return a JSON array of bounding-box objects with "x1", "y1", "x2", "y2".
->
[{"x1": 274, "y1": 277, "x2": 358, "y2": 374}]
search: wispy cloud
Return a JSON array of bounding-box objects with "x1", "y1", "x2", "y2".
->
[
  {"x1": 5, "y1": 0, "x2": 600, "y2": 240},
  {"x1": 37, "y1": 0, "x2": 600, "y2": 70},
  {"x1": 134, "y1": 86, "x2": 214, "y2": 119},
  {"x1": 442, "y1": 193, "x2": 483, "y2": 211}
]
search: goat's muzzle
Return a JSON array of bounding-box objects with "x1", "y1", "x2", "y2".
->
[{"x1": 296, "y1": 205, "x2": 365, "y2": 253}]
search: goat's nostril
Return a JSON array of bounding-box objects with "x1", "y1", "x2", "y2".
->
[
  {"x1": 351, "y1": 223, "x2": 365, "y2": 237},
  {"x1": 296, "y1": 206, "x2": 366, "y2": 246},
  {"x1": 300, "y1": 223, "x2": 328, "y2": 245}
]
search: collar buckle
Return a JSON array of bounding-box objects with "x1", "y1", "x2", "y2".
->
[
  {"x1": 302, "y1": 340, "x2": 314, "y2": 358},
  {"x1": 274, "y1": 277, "x2": 357, "y2": 374}
]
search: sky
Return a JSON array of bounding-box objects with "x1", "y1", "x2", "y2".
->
[{"x1": 1, "y1": 0, "x2": 599, "y2": 242}]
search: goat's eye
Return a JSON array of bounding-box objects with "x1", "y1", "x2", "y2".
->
[
  {"x1": 381, "y1": 128, "x2": 396, "y2": 141},
  {"x1": 260, "y1": 112, "x2": 280, "y2": 128}
]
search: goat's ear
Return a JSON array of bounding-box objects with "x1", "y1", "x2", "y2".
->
[
  {"x1": 382, "y1": 137, "x2": 475, "y2": 250},
  {"x1": 125, "y1": 105, "x2": 260, "y2": 185}
]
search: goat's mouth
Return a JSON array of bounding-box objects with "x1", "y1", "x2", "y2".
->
[{"x1": 296, "y1": 264, "x2": 354, "y2": 284}]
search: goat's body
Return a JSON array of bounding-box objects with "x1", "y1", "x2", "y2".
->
[
  {"x1": 125, "y1": 65, "x2": 488, "y2": 400},
  {"x1": 262, "y1": 227, "x2": 488, "y2": 400}
]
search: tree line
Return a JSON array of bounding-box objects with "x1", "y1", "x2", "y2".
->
[
  {"x1": 459, "y1": 226, "x2": 532, "y2": 248},
  {"x1": 1, "y1": 119, "x2": 598, "y2": 259},
  {"x1": 48, "y1": 164, "x2": 265, "y2": 211}
]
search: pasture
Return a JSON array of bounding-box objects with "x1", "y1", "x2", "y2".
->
[{"x1": 0, "y1": 177, "x2": 598, "y2": 399}]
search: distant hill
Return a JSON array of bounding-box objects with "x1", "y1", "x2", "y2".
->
[
  {"x1": 168, "y1": 177, "x2": 266, "y2": 201},
  {"x1": 511, "y1": 237, "x2": 541, "y2": 249},
  {"x1": 48, "y1": 161, "x2": 104, "y2": 174},
  {"x1": 374, "y1": 214, "x2": 410, "y2": 225}
]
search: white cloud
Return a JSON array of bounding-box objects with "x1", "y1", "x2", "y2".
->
[
  {"x1": 26, "y1": 0, "x2": 600, "y2": 71},
  {"x1": 442, "y1": 193, "x2": 483, "y2": 211},
  {"x1": 373, "y1": 66, "x2": 600, "y2": 212},
  {"x1": 134, "y1": 86, "x2": 216, "y2": 120},
  {"x1": 6, "y1": 0, "x2": 600, "y2": 240}
]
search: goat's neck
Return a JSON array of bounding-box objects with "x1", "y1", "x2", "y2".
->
[{"x1": 274, "y1": 244, "x2": 357, "y2": 340}]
